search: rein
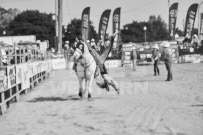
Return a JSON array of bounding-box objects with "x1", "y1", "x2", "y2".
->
[{"x1": 75, "y1": 48, "x2": 94, "y2": 68}]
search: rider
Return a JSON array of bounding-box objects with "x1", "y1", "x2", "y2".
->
[{"x1": 83, "y1": 32, "x2": 120, "y2": 93}]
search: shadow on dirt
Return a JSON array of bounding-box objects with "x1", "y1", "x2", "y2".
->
[{"x1": 27, "y1": 95, "x2": 81, "y2": 102}]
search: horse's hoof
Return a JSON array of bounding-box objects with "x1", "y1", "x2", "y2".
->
[
  {"x1": 78, "y1": 91, "x2": 83, "y2": 98},
  {"x1": 88, "y1": 93, "x2": 91, "y2": 100}
]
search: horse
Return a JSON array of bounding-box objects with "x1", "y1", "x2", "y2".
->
[{"x1": 71, "y1": 42, "x2": 98, "y2": 99}]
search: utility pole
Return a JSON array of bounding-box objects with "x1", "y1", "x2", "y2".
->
[
  {"x1": 58, "y1": 0, "x2": 63, "y2": 53},
  {"x1": 54, "y1": 0, "x2": 59, "y2": 52}
]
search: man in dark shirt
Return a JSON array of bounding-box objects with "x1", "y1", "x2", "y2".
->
[
  {"x1": 152, "y1": 44, "x2": 160, "y2": 76},
  {"x1": 162, "y1": 41, "x2": 173, "y2": 81}
]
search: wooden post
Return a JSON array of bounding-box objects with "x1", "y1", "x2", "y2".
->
[
  {"x1": 58, "y1": 0, "x2": 63, "y2": 53},
  {"x1": 55, "y1": 0, "x2": 59, "y2": 51}
]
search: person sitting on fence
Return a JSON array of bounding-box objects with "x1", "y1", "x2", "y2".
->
[
  {"x1": 51, "y1": 47, "x2": 58, "y2": 59},
  {"x1": 2, "y1": 46, "x2": 15, "y2": 65},
  {"x1": 183, "y1": 33, "x2": 190, "y2": 45},
  {"x1": 191, "y1": 34, "x2": 201, "y2": 48},
  {"x1": 1, "y1": 48, "x2": 8, "y2": 66}
]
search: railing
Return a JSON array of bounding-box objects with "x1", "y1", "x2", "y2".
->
[{"x1": 0, "y1": 44, "x2": 52, "y2": 115}]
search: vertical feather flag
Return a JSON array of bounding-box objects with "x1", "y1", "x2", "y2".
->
[
  {"x1": 184, "y1": 4, "x2": 198, "y2": 38},
  {"x1": 98, "y1": 9, "x2": 111, "y2": 42},
  {"x1": 112, "y1": 7, "x2": 121, "y2": 44},
  {"x1": 200, "y1": 13, "x2": 203, "y2": 37},
  {"x1": 81, "y1": 7, "x2": 90, "y2": 43},
  {"x1": 169, "y1": 3, "x2": 178, "y2": 40}
]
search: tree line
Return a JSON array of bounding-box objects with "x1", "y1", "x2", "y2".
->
[{"x1": 0, "y1": 7, "x2": 183, "y2": 48}]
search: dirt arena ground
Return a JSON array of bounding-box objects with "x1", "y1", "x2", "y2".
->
[{"x1": 0, "y1": 63, "x2": 203, "y2": 135}]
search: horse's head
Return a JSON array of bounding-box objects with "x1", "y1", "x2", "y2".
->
[{"x1": 72, "y1": 42, "x2": 85, "y2": 60}]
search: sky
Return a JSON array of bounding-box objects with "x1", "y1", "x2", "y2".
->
[{"x1": 0, "y1": 0, "x2": 202, "y2": 34}]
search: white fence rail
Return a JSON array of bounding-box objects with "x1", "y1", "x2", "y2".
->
[{"x1": 0, "y1": 43, "x2": 52, "y2": 115}]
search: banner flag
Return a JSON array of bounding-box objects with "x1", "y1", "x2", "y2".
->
[
  {"x1": 200, "y1": 13, "x2": 203, "y2": 37},
  {"x1": 169, "y1": 3, "x2": 178, "y2": 40},
  {"x1": 98, "y1": 9, "x2": 111, "y2": 42},
  {"x1": 0, "y1": 69, "x2": 7, "y2": 92},
  {"x1": 7, "y1": 66, "x2": 16, "y2": 88},
  {"x1": 113, "y1": 7, "x2": 121, "y2": 46},
  {"x1": 184, "y1": 3, "x2": 198, "y2": 38},
  {"x1": 81, "y1": 7, "x2": 90, "y2": 43},
  {"x1": 113, "y1": 7, "x2": 121, "y2": 34}
]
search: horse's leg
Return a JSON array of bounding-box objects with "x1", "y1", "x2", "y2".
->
[
  {"x1": 85, "y1": 75, "x2": 94, "y2": 100},
  {"x1": 78, "y1": 77, "x2": 84, "y2": 98}
]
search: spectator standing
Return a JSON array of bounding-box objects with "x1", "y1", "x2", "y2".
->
[
  {"x1": 162, "y1": 41, "x2": 173, "y2": 81},
  {"x1": 132, "y1": 47, "x2": 137, "y2": 71},
  {"x1": 152, "y1": 44, "x2": 160, "y2": 76}
]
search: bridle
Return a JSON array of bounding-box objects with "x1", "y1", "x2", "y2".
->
[
  {"x1": 74, "y1": 48, "x2": 83, "y2": 59},
  {"x1": 73, "y1": 46, "x2": 94, "y2": 69}
]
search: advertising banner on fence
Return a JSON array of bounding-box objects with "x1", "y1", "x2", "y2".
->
[
  {"x1": 169, "y1": 3, "x2": 178, "y2": 40},
  {"x1": 28, "y1": 62, "x2": 33, "y2": 78},
  {"x1": 81, "y1": 7, "x2": 90, "y2": 43},
  {"x1": 33, "y1": 62, "x2": 38, "y2": 76},
  {"x1": 48, "y1": 59, "x2": 52, "y2": 72},
  {"x1": 184, "y1": 4, "x2": 198, "y2": 38},
  {"x1": 105, "y1": 60, "x2": 122, "y2": 68},
  {"x1": 16, "y1": 64, "x2": 23, "y2": 84},
  {"x1": 37, "y1": 62, "x2": 41, "y2": 74},
  {"x1": 40, "y1": 61, "x2": 46, "y2": 72},
  {"x1": 7, "y1": 66, "x2": 16, "y2": 88},
  {"x1": 21, "y1": 63, "x2": 30, "y2": 89},
  {"x1": 184, "y1": 54, "x2": 200, "y2": 63},
  {"x1": 45, "y1": 60, "x2": 49, "y2": 73},
  {"x1": 98, "y1": 9, "x2": 111, "y2": 42},
  {"x1": 0, "y1": 69, "x2": 7, "y2": 92},
  {"x1": 52, "y1": 58, "x2": 66, "y2": 70}
]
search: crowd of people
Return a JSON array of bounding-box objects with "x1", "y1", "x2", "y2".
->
[
  {"x1": 183, "y1": 34, "x2": 202, "y2": 47},
  {"x1": 0, "y1": 43, "x2": 47, "y2": 67}
]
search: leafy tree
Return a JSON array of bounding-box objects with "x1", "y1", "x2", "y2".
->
[
  {"x1": 7, "y1": 10, "x2": 55, "y2": 47},
  {"x1": 0, "y1": 7, "x2": 20, "y2": 36},
  {"x1": 63, "y1": 18, "x2": 98, "y2": 46},
  {"x1": 121, "y1": 15, "x2": 168, "y2": 43},
  {"x1": 147, "y1": 15, "x2": 168, "y2": 41}
]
